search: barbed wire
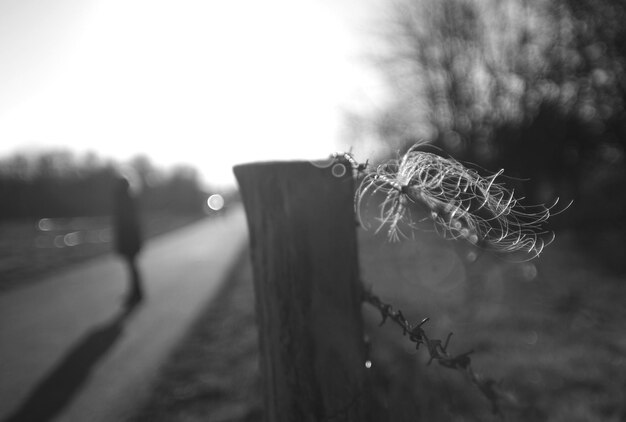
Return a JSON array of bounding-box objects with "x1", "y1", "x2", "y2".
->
[
  {"x1": 331, "y1": 151, "x2": 369, "y2": 174},
  {"x1": 323, "y1": 146, "x2": 562, "y2": 417},
  {"x1": 362, "y1": 285, "x2": 519, "y2": 417}
]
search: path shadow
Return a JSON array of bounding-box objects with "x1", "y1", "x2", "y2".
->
[{"x1": 5, "y1": 301, "x2": 141, "y2": 422}]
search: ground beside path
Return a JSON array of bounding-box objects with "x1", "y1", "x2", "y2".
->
[
  {"x1": 132, "y1": 247, "x2": 262, "y2": 422},
  {"x1": 0, "y1": 206, "x2": 247, "y2": 422}
]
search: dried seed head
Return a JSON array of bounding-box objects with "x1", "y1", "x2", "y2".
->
[{"x1": 356, "y1": 143, "x2": 568, "y2": 259}]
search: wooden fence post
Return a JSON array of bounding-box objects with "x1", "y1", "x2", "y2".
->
[{"x1": 234, "y1": 160, "x2": 370, "y2": 422}]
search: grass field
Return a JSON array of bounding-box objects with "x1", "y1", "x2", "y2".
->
[
  {"x1": 0, "y1": 212, "x2": 206, "y2": 292},
  {"x1": 359, "y1": 227, "x2": 626, "y2": 421},
  {"x1": 134, "y1": 219, "x2": 626, "y2": 421}
]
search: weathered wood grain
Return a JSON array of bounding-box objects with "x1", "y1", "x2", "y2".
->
[{"x1": 234, "y1": 160, "x2": 370, "y2": 422}]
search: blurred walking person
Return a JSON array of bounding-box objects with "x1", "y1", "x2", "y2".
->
[{"x1": 113, "y1": 177, "x2": 144, "y2": 306}]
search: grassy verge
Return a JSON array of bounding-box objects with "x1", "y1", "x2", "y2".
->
[
  {"x1": 135, "y1": 224, "x2": 626, "y2": 422},
  {"x1": 132, "y1": 250, "x2": 262, "y2": 422},
  {"x1": 359, "y1": 227, "x2": 626, "y2": 421}
]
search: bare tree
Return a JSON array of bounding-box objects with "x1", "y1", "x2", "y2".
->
[{"x1": 374, "y1": 0, "x2": 626, "y2": 213}]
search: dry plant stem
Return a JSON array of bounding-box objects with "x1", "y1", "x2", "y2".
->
[
  {"x1": 362, "y1": 286, "x2": 513, "y2": 417},
  {"x1": 355, "y1": 143, "x2": 569, "y2": 259}
]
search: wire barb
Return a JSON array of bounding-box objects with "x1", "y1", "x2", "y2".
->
[
  {"x1": 332, "y1": 151, "x2": 369, "y2": 173},
  {"x1": 362, "y1": 286, "x2": 516, "y2": 416}
]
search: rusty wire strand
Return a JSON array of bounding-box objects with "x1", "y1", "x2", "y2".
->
[{"x1": 362, "y1": 286, "x2": 518, "y2": 417}]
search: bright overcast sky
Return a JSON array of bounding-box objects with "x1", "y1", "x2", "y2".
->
[{"x1": 0, "y1": 0, "x2": 387, "y2": 186}]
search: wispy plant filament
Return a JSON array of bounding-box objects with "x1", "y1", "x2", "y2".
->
[{"x1": 355, "y1": 143, "x2": 568, "y2": 258}]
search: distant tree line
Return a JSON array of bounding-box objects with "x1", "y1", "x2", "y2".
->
[{"x1": 0, "y1": 150, "x2": 210, "y2": 220}]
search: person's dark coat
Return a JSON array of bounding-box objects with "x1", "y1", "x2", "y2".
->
[{"x1": 113, "y1": 178, "x2": 142, "y2": 258}]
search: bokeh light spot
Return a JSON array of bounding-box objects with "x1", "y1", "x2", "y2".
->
[
  {"x1": 63, "y1": 231, "x2": 82, "y2": 247},
  {"x1": 331, "y1": 163, "x2": 347, "y2": 178},
  {"x1": 54, "y1": 235, "x2": 65, "y2": 248},
  {"x1": 38, "y1": 218, "x2": 54, "y2": 231},
  {"x1": 310, "y1": 157, "x2": 335, "y2": 169},
  {"x1": 468, "y1": 233, "x2": 478, "y2": 244},
  {"x1": 207, "y1": 194, "x2": 225, "y2": 211}
]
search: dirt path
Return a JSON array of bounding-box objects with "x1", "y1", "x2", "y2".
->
[{"x1": 0, "y1": 206, "x2": 247, "y2": 422}]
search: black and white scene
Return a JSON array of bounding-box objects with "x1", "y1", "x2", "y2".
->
[{"x1": 1, "y1": 0, "x2": 625, "y2": 421}]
